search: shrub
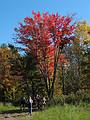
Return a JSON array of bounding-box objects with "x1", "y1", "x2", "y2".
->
[{"x1": 53, "y1": 90, "x2": 90, "y2": 106}]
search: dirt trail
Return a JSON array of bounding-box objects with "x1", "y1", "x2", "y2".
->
[{"x1": 0, "y1": 112, "x2": 31, "y2": 120}]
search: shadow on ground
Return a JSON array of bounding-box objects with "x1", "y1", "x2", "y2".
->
[
  {"x1": 0, "y1": 108, "x2": 38, "y2": 114},
  {"x1": 0, "y1": 109, "x2": 28, "y2": 114}
]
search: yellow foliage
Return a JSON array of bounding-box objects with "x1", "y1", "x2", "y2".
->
[{"x1": 76, "y1": 21, "x2": 90, "y2": 45}]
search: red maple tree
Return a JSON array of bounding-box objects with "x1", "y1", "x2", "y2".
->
[{"x1": 15, "y1": 11, "x2": 76, "y2": 99}]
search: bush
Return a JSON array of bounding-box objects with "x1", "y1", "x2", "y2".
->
[
  {"x1": 54, "y1": 95, "x2": 65, "y2": 105},
  {"x1": 53, "y1": 90, "x2": 90, "y2": 106},
  {"x1": 65, "y1": 90, "x2": 90, "y2": 105},
  {"x1": 65, "y1": 93, "x2": 76, "y2": 105}
]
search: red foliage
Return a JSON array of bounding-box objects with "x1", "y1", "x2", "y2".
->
[{"x1": 15, "y1": 11, "x2": 76, "y2": 80}]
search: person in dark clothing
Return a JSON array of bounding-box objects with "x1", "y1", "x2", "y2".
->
[
  {"x1": 36, "y1": 94, "x2": 43, "y2": 110},
  {"x1": 19, "y1": 97, "x2": 26, "y2": 111}
]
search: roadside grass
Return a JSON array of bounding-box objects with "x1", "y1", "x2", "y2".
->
[
  {"x1": 0, "y1": 104, "x2": 19, "y2": 112},
  {"x1": 22, "y1": 104, "x2": 90, "y2": 120}
]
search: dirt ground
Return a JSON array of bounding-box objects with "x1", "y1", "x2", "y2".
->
[{"x1": 0, "y1": 112, "x2": 31, "y2": 120}]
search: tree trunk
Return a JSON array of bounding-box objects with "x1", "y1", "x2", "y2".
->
[{"x1": 61, "y1": 63, "x2": 65, "y2": 105}]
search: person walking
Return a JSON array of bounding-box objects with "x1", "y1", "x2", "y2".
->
[
  {"x1": 43, "y1": 97, "x2": 46, "y2": 108},
  {"x1": 19, "y1": 96, "x2": 26, "y2": 111},
  {"x1": 28, "y1": 96, "x2": 33, "y2": 116}
]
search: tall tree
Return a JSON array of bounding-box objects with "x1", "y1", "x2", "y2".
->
[
  {"x1": 0, "y1": 44, "x2": 13, "y2": 102},
  {"x1": 76, "y1": 21, "x2": 90, "y2": 91},
  {"x1": 15, "y1": 11, "x2": 76, "y2": 100},
  {"x1": 64, "y1": 21, "x2": 90, "y2": 95}
]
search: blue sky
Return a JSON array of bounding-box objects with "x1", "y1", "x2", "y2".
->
[{"x1": 0, "y1": 0, "x2": 90, "y2": 45}]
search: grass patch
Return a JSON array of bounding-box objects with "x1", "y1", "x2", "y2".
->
[
  {"x1": 0, "y1": 104, "x2": 19, "y2": 112},
  {"x1": 22, "y1": 105, "x2": 90, "y2": 120}
]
